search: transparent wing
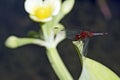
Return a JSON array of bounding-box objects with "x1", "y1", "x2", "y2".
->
[
  {"x1": 66, "y1": 29, "x2": 82, "y2": 40},
  {"x1": 82, "y1": 38, "x2": 89, "y2": 56}
]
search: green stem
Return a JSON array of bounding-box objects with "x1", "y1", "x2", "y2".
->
[{"x1": 46, "y1": 47, "x2": 73, "y2": 80}]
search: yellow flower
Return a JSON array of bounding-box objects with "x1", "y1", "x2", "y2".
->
[{"x1": 24, "y1": 0, "x2": 61, "y2": 22}]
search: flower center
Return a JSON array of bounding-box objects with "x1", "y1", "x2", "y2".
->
[{"x1": 34, "y1": 5, "x2": 53, "y2": 20}]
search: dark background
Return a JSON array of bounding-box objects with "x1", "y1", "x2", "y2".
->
[{"x1": 0, "y1": 0, "x2": 120, "y2": 80}]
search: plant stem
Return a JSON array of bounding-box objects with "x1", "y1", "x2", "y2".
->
[{"x1": 46, "y1": 47, "x2": 73, "y2": 80}]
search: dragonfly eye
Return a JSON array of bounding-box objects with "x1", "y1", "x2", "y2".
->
[{"x1": 74, "y1": 34, "x2": 81, "y2": 40}]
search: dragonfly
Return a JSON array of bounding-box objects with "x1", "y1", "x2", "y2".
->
[
  {"x1": 74, "y1": 31, "x2": 108, "y2": 40},
  {"x1": 66, "y1": 30, "x2": 108, "y2": 56}
]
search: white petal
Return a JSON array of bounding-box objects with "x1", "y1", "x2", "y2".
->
[
  {"x1": 52, "y1": 0, "x2": 61, "y2": 15},
  {"x1": 24, "y1": 0, "x2": 43, "y2": 14},
  {"x1": 29, "y1": 15, "x2": 52, "y2": 22},
  {"x1": 41, "y1": 17, "x2": 52, "y2": 22},
  {"x1": 43, "y1": 0, "x2": 61, "y2": 15}
]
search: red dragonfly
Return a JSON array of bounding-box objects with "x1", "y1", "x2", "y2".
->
[
  {"x1": 74, "y1": 31, "x2": 108, "y2": 41},
  {"x1": 67, "y1": 30, "x2": 108, "y2": 56}
]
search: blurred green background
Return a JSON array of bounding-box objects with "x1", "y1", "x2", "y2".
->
[{"x1": 0, "y1": 0, "x2": 120, "y2": 80}]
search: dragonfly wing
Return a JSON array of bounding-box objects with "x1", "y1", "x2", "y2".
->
[
  {"x1": 66, "y1": 29, "x2": 82, "y2": 40},
  {"x1": 82, "y1": 38, "x2": 89, "y2": 56}
]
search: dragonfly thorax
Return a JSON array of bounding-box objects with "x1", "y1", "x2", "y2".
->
[{"x1": 74, "y1": 31, "x2": 93, "y2": 40}]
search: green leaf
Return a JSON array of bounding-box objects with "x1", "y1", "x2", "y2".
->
[
  {"x1": 79, "y1": 57, "x2": 120, "y2": 80},
  {"x1": 72, "y1": 40, "x2": 84, "y2": 65},
  {"x1": 72, "y1": 40, "x2": 120, "y2": 80}
]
